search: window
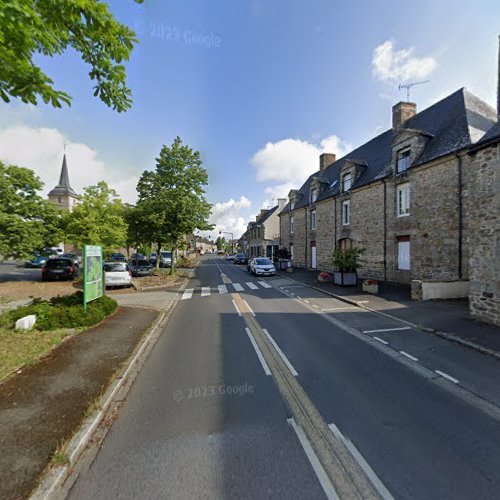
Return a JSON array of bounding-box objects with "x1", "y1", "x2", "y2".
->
[
  {"x1": 311, "y1": 188, "x2": 318, "y2": 203},
  {"x1": 397, "y1": 236, "x2": 410, "y2": 270},
  {"x1": 290, "y1": 243, "x2": 294, "y2": 260},
  {"x1": 397, "y1": 183, "x2": 410, "y2": 216},
  {"x1": 397, "y1": 149, "x2": 411, "y2": 173},
  {"x1": 290, "y1": 216, "x2": 295, "y2": 234},
  {"x1": 290, "y1": 199, "x2": 295, "y2": 210},
  {"x1": 342, "y1": 200, "x2": 350, "y2": 225},
  {"x1": 311, "y1": 210, "x2": 317, "y2": 230},
  {"x1": 338, "y1": 238, "x2": 353, "y2": 250},
  {"x1": 342, "y1": 172, "x2": 352, "y2": 192}
]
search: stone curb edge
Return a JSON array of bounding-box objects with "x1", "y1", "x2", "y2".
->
[
  {"x1": 30, "y1": 277, "x2": 190, "y2": 500},
  {"x1": 277, "y1": 272, "x2": 500, "y2": 362}
]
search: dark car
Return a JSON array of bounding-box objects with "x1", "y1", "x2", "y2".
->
[
  {"x1": 62, "y1": 253, "x2": 80, "y2": 267},
  {"x1": 110, "y1": 253, "x2": 127, "y2": 262},
  {"x1": 25, "y1": 255, "x2": 48, "y2": 268},
  {"x1": 42, "y1": 258, "x2": 77, "y2": 281},
  {"x1": 129, "y1": 259, "x2": 154, "y2": 277},
  {"x1": 130, "y1": 253, "x2": 145, "y2": 262},
  {"x1": 234, "y1": 253, "x2": 248, "y2": 265}
]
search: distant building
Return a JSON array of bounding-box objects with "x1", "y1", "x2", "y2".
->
[{"x1": 47, "y1": 154, "x2": 79, "y2": 212}]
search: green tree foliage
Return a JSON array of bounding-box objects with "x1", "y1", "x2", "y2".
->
[
  {"x1": 0, "y1": 0, "x2": 143, "y2": 112},
  {"x1": 215, "y1": 236, "x2": 226, "y2": 251},
  {"x1": 64, "y1": 181, "x2": 127, "y2": 254},
  {"x1": 0, "y1": 162, "x2": 63, "y2": 259},
  {"x1": 136, "y1": 137, "x2": 213, "y2": 272}
]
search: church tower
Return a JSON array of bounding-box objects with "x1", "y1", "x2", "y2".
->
[{"x1": 48, "y1": 154, "x2": 79, "y2": 212}]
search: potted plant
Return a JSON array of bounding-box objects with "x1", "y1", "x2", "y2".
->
[
  {"x1": 331, "y1": 247, "x2": 365, "y2": 286},
  {"x1": 276, "y1": 247, "x2": 292, "y2": 270}
]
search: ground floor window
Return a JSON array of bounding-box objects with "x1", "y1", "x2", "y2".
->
[
  {"x1": 397, "y1": 236, "x2": 410, "y2": 270},
  {"x1": 338, "y1": 238, "x2": 353, "y2": 250},
  {"x1": 290, "y1": 243, "x2": 294, "y2": 260}
]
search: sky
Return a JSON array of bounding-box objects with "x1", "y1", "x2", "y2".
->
[{"x1": 0, "y1": 0, "x2": 499, "y2": 240}]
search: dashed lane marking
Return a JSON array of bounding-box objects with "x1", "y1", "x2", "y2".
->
[{"x1": 181, "y1": 288, "x2": 194, "y2": 300}]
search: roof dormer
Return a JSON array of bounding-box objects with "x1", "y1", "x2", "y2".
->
[
  {"x1": 391, "y1": 128, "x2": 433, "y2": 174},
  {"x1": 339, "y1": 159, "x2": 367, "y2": 192}
]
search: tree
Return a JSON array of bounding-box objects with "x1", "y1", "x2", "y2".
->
[
  {"x1": 215, "y1": 236, "x2": 226, "y2": 251},
  {"x1": 64, "y1": 181, "x2": 127, "y2": 255},
  {"x1": 0, "y1": 162, "x2": 63, "y2": 259},
  {"x1": 0, "y1": 0, "x2": 142, "y2": 112},
  {"x1": 136, "y1": 137, "x2": 213, "y2": 273}
]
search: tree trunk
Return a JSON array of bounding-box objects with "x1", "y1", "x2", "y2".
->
[
  {"x1": 156, "y1": 241, "x2": 162, "y2": 270},
  {"x1": 169, "y1": 244, "x2": 177, "y2": 275}
]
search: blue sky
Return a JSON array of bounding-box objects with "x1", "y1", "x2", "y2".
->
[{"x1": 0, "y1": 0, "x2": 499, "y2": 238}]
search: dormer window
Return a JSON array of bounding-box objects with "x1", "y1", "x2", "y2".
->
[
  {"x1": 342, "y1": 172, "x2": 352, "y2": 192},
  {"x1": 290, "y1": 199, "x2": 295, "y2": 210},
  {"x1": 311, "y1": 188, "x2": 318, "y2": 203},
  {"x1": 397, "y1": 149, "x2": 411, "y2": 173}
]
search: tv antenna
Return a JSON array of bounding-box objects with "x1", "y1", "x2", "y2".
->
[{"x1": 398, "y1": 80, "x2": 429, "y2": 101}]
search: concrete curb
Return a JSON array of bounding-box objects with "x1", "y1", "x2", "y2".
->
[
  {"x1": 30, "y1": 278, "x2": 190, "y2": 500},
  {"x1": 277, "y1": 272, "x2": 500, "y2": 362}
]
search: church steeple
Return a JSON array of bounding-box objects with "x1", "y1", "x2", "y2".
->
[{"x1": 48, "y1": 153, "x2": 79, "y2": 211}]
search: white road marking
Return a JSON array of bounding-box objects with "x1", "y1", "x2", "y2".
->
[
  {"x1": 181, "y1": 288, "x2": 193, "y2": 300},
  {"x1": 363, "y1": 327, "x2": 411, "y2": 334},
  {"x1": 313, "y1": 304, "x2": 319, "y2": 309},
  {"x1": 263, "y1": 329, "x2": 298, "y2": 376},
  {"x1": 232, "y1": 299, "x2": 242, "y2": 317},
  {"x1": 246, "y1": 282, "x2": 258, "y2": 290},
  {"x1": 435, "y1": 370, "x2": 459, "y2": 384},
  {"x1": 245, "y1": 327, "x2": 271, "y2": 375},
  {"x1": 297, "y1": 296, "x2": 302, "y2": 300},
  {"x1": 400, "y1": 351, "x2": 418, "y2": 362},
  {"x1": 373, "y1": 336, "x2": 388, "y2": 345},
  {"x1": 288, "y1": 418, "x2": 339, "y2": 500},
  {"x1": 328, "y1": 423, "x2": 394, "y2": 500},
  {"x1": 321, "y1": 306, "x2": 358, "y2": 312},
  {"x1": 243, "y1": 299, "x2": 256, "y2": 317},
  {"x1": 232, "y1": 283, "x2": 244, "y2": 292},
  {"x1": 201, "y1": 287, "x2": 211, "y2": 297},
  {"x1": 303, "y1": 299, "x2": 310, "y2": 304},
  {"x1": 258, "y1": 281, "x2": 272, "y2": 288},
  {"x1": 218, "y1": 284, "x2": 228, "y2": 294}
]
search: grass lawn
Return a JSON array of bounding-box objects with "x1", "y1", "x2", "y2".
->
[{"x1": 0, "y1": 327, "x2": 76, "y2": 381}]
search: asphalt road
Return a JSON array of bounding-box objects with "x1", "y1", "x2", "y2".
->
[
  {"x1": 67, "y1": 256, "x2": 500, "y2": 499},
  {"x1": 0, "y1": 262, "x2": 42, "y2": 282}
]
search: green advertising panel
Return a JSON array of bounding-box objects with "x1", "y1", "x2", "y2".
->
[{"x1": 83, "y1": 245, "x2": 103, "y2": 309}]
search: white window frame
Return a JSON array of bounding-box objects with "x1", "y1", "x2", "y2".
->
[
  {"x1": 342, "y1": 172, "x2": 352, "y2": 192},
  {"x1": 398, "y1": 240, "x2": 410, "y2": 270},
  {"x1": 290, "y1": 216, "x2": 294, "y2": 234},
  {"x1": 397, "y1": 183, "x2": 410, "y2": 217},
  {"x1": 311, "y1": 210, "x2": 317, "y2": 230},
  {"x1": 342, "y1": 200, "x2": 350, "y2": 226},
  {"x1": 311, "y1": 188, "x2": 318, "y2": 203},
  {"x1": 290, "y1": 243, "x2": 294, "y2": 260},
  {"x1": 290, "y1": 199, "x2": 295, "y2": 210},
  {"x1": 397, "y1": 149, "x2": 411, "y2": 173}
]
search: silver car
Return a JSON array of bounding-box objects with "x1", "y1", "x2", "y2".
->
[
  {"x1": 249, "y1": 257, "x2": 276, "y2": 276},
  {"x1": 104, "y1": 262, "x2": 132, "y2": 288}
]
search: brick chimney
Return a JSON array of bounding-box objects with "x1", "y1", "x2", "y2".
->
[
  {"x1": 392, "y1": 102, "x2": 417, "y2": 130},
  {"x1": 277, "y1": 198, "x2": 286, "y2": 209},
  {"x1": 319, "y1": 153, "x2": 336, "y2": 172}
]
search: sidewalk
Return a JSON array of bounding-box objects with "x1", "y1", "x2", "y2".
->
[
  {"x1": 0, "y1": 289, "x2": 181, "y2": 499},
  {"x1": 279, "y1": 268, "x2": 500, "y2": 357}
]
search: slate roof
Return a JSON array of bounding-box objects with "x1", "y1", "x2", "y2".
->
[
  {"x1": 281, "y1": 88, "x2": 496, "y2": 212},
  {"x1": 470, "y1": 120, "x2": 500, "y2": 150},
  {"x1": 257, "y1": 205, "x2": 278, "y2": 224},
  {"x1": 48, "y1": 154, "x2": 78, "y2": 198}
]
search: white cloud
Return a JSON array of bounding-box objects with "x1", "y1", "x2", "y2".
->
[
  {"x1": 0, "y1": 125, "x2": 139, "y2": 203},
  {"x1": 201, "y1": 196, "x2": 252, "y2": 240},
  {"x1": 372, "y1": 40, "x2": 438, "y2": 83},
  {"x1": 251, "y1": 134, "x2": 351, "y2": 204}
]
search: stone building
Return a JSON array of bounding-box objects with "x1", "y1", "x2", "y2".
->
[
  {"x1": 279, "y1": 88, "x2": 497, "y2": 298},
  {"x1": 47, "y1": 154, "x2": 79, "y2": 212},
  {"x1": 467, "y1": 120, "x2": 500, "y2": 325},
  {"x1": 246, "y1": 199, "x2": 286, "y2": 259}
]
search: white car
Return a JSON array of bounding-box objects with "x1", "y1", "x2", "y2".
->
[
  {"x1": 104, "y1": 261, "x2": 133, "y2": 288},
  {"x1": 249, "y1": 257, "x2": 276, "y2": 276},
  {"x1": 226, "y1": 254, "x2": 235, "y2": 260}
]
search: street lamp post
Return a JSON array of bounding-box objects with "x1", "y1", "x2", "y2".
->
[{"x1": 219, "y1": 230, "x2": 234, "y2": 254}]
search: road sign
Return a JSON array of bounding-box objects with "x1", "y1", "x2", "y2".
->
[{"x1": 83, "y1": 245, "x2": 103, "y2": 310}]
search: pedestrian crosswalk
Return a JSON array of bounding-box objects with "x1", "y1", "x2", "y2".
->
[{"x1": 181, "y1": 281, "x2": 274, "y2": 300}]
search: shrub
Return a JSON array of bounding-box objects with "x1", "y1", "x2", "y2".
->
[
  {"x1": 0, "y1": 292, "x2": 118, "y2": 331},
  {"x1": 331, "y1": 248, "x2": 365, "y2": 273}
]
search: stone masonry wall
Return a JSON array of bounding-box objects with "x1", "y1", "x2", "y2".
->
[{"x1": 466, "y1": 143, "x2": 500, "y2": 326}]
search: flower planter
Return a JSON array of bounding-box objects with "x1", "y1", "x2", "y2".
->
[
  {"x1": 362, "y1": 279, "x2": 379, "y2": 294},
  {"x1": 318, "y1": 272, "x2": 333, "y2": 283},
  {"x1": 333, "y1": 271, "x2": 357, "y2": 286}
]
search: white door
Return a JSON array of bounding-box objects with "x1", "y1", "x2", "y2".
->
[
  {"x1": 311, "y1": 245, "x2": 317, "y2": 269},
  {"x1": 398, "y1": 241, "x2": 410, "y2": 270}
]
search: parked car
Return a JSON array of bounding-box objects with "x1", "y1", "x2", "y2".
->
[
  {"x1": 25, "y1": 255, "x2": 48, "y2": 268},
  {"x1": 103, "y1": 262, "x2": 132, "y2": 288},
  {"x1": 130, "y1": 253, "x2": 145, "y2": 262},
  {"x1": 62, "y1": 253, "x2": 79, "y2": 267},
  {"x1": 42, "y1": 257, "x2": 77, "y2": 281},
  {"x1": 159, "y1": 251, "x2": 172, "y2": 268},
  {"x1": 110, "y1": 253, "x2": 127, "y2": 262},
  {"x1": 249, "y1": 257, "x2": 276, "y2": 276},
  {"x1": 129, "y1": 259, "x2": 154, "y2": 277},
  {"x1": 148, "y1": 252, "x2": 158, "y2": 265},
  {"x1": 226, "y1": 253, "x2": 235, "y2": 260},
  {"x1": 233, "y1": 253, "x2": 248, "y2": 265}
]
